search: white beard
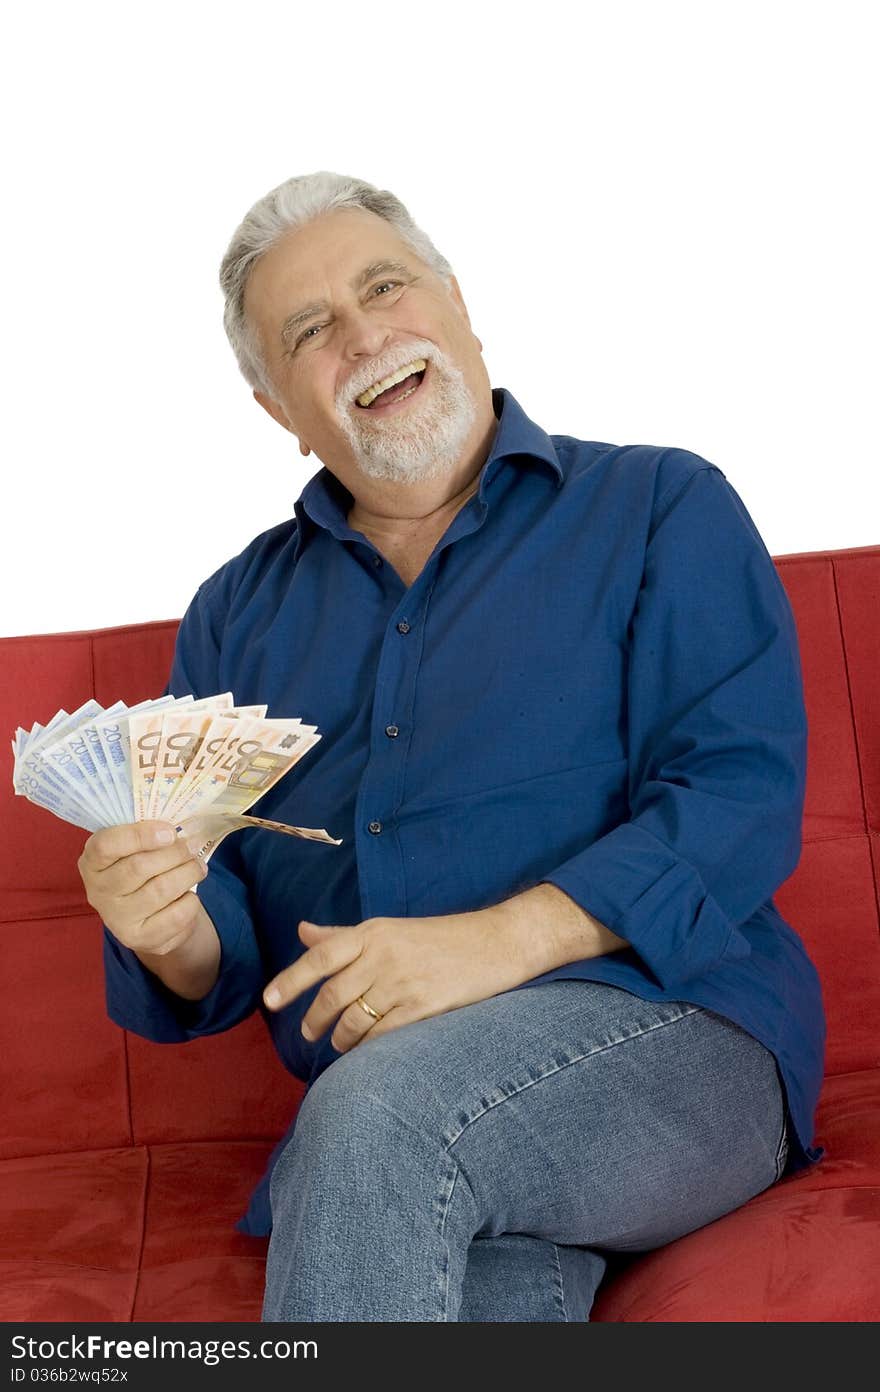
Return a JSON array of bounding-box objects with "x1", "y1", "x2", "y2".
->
[{"x1": 334, "y1": 342, "x2": 478, "y2": 484}]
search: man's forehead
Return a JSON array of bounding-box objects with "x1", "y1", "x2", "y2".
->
[
  {"x1": 245, "y1": 210, "x2": 422, "y2": 325},
  {"x1": 259, "y1": 207, "x2": 412, "y2": 285}
]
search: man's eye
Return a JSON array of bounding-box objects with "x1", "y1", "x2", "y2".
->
[{"x1": 295, "y1": 283, "x2": 403, "y2": 347}]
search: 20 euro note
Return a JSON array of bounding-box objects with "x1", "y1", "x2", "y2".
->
[{"x1": 11, "y1": 693, "x2": 341, "y2": 857}]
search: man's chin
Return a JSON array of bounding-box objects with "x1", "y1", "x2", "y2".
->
[
  {"x1": 337, "y1": 374, "x2": 477, "y2": 484},
  {"x1": 354, "y1": 457, "x2": 451, "y2": 485}
]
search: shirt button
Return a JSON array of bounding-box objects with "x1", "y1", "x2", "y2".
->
[
  {"x1": 396, "y1": 620, "x2": 411, "y2": 634},
  {"x1": 385, "y1": 724, "x2": 399, "y2": 738},
  {"x1": 368, "y1": 820, "x2": 383, "y2": 835},
  {"x1": 372, "y1": 555, "x2": 383, "y2": 567}
]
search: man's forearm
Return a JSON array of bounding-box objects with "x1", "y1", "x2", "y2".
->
[
  {"x1": 491, "y1": 881, "x2": 630, "y2": 978},
  {"x1": 135, "y1": 898, "x2": 222, "y2": 1001},
  {"x1": 135, "y1": 882, "x2": 623, "y2": 1007}
]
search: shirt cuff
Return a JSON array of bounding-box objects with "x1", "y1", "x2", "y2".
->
[
  {"x1": 540, "y1": 821, "x2": 750, "y2": 990},
  {"x1": 102, "y1": 863, "x2": 264, "y2": 1042}
]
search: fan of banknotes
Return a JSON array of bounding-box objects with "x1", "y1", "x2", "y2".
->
[{"x1": 11, "y1": 692, "x2": 342, "y2": 864}]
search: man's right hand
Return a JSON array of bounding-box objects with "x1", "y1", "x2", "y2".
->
[{"x1": 78, "y1": 821, "x2": 207, "y2": 958}]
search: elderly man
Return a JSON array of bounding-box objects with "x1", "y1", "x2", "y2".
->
[{"x1": 81, "y1": 171, "x2": 825, "y2": 1322}]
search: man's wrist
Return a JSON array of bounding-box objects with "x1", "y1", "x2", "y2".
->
[
  {"x1": 487, "y1": 881, "x2": 629, "y2": 978},
  {"x1": 136, "y1": 899, "x2": 222, "y2": 1001}
]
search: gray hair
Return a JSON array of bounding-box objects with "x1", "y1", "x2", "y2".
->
[{"x1": 219, "y1": 171, "x2": 455, "y2": 398}]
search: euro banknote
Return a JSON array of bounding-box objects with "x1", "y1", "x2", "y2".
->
[{"x1": 11, "y1": 693, "x2": 341, "y2": 863}]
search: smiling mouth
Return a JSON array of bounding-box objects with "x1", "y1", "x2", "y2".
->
[{"x1": 354, "y1": 360, "x2": 429, "y2": 412}]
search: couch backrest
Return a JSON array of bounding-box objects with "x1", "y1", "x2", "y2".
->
[
  {"x1": 1, "y1": 545, "x2": 878, "y2": 1159},
  {"x1": 771, "y1": 545, "x2": 880, "y2": 1076},
  {"x1": 0, "y1": 622, "x2": 301, "y2": 1162}
]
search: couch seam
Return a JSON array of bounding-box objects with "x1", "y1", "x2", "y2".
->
[
  {"x1": 830, "y1": 556, "x2": 870, "y2": 840},
  {"x1": 770, "y1": 1181, "x2": 880, "y2": 1196},
  {"x1": 128, "y1": 1144, "x2": 151, "y2": 1321},
  {"x1": 0, "y1": 1257, "x2": 142, "y2": 1276},
  {"x1": 122, "y1": 1029, "x2": 135, "y2": 1147},
  {"x1": 869, "y1": 835, "x2": 880, "y2": 946},
  {"x1": 0, "y1": 1137, "x2": 287, "y2": 1162}
]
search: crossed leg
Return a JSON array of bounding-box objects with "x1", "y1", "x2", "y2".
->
[{"x1": 262, "y1": 980, "x2": 787, "y2": 1322}]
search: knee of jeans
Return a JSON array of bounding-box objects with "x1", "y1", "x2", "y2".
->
[{"x1": 289, "y1": 1043, "x2": 432, "y2": 1155}]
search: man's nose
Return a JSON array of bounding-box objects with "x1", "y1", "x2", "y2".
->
[{"x1": 339, "y1": 303, "x2": 392, "y2": 361}]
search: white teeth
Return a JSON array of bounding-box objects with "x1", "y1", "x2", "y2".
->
[{"x1": 356, "y1": 359, "x2": 427, "y2": 408}]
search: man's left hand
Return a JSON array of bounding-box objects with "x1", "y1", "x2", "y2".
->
[{"x1": 261, "y1": 905, "x2": 545, "y2": 1054}]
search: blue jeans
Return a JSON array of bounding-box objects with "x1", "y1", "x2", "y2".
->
[{"x1": 262, "y1": 981, "x2": 789, "y2": 1321}]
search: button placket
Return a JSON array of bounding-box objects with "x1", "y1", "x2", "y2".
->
[{"x1": 355, "y1": 574, "x2": 435, "y2": 920}]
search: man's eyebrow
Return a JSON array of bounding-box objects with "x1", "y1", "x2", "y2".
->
[{"x1": 279, "y1": 260, "x2": 415, "y2": 344}]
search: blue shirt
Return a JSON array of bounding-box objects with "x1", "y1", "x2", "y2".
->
[{"x1": 102, "y1": 386, "x2": 826, "y2": 1234}]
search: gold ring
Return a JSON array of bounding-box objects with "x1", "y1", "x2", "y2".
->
[{"x1": 355, "y1": 994, "x2": 384, "y2": 1022}]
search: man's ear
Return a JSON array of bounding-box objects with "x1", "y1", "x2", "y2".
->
[
  {"x1": 253, "y1": 388, "x2": 292, "y2": 432},
  {"x1": 253, "y1": 388, "x2": 312, "y2": 456}
]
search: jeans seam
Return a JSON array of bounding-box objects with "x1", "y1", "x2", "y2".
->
[
  {"x1": 437, "y1": 1156, "x2": 475, "y2": 1323},
  {"x1": 550, "y1": 1243, "x2": 568, "y2": 1321},
  {"x1": 442, "y1": 1003, "x2": 704, "y2": 1150}
]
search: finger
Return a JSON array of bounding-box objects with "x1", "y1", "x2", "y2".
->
[
  {"x1": 263, "y1": 926, "x2": 362, "y2": 1011},
  {"x1": 136, "y1": 889, "x2": 206, "y2": 956},
  {"x1": 300, "y1": 959, "x2": 379, "y2": 1042},
  {"x1": 337, "y1": 1003, "x2": 409, "y2": 1053},
  {"x1": 80, "y1": 821, "x2": 180, "y2": 873},
  {"x1": 96, "y1": 836, "x2": 202, "y2": 898},
  {"x1": 123, "y1": 856, "x2": 207, "y2": 924}
]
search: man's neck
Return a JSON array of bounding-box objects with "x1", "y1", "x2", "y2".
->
[
  {"x1": 347, "y1": 472, "x2": 482, "y2": 550},
  {"x1": 339, "y1": 391, "x2": 500, "y2": 584}
]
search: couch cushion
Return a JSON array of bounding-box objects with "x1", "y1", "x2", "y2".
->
[
  {"x1": 125, "y1": 1014, "x2": 303, "y2": 1148},
  {"x1": 774, "y1": 835, "x2": 880, "y2": 1077},
  {"x1": 776, "y1": 556, "x2": 865, "y2": 841},
  {"x1": 0, "y1": 1141, "x2": 271, "y2": 1323},
  {"x1": 0, "y1": 913, "x2": 131, "y2": 1160},
  {"x1": 0, "y1": 904, "x2": 302, "y2": 1158},
  {"x1": 132, "y1": 1142, "x2": 271, "y2": 1322},
  {"x1": 0, "y1": 1148, "x2": 147, "y2": 1321}
]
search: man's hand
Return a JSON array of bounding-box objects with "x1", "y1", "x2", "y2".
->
[
  {"x1": 261, "y1": 885, "x2": 628, "y2": 1054},
  {"x1": 262, "y1": 906, "x2": 543, "y2": 1053},
  {"x1": 78, "y1": 820, "x2": 208, "y2": 957}
]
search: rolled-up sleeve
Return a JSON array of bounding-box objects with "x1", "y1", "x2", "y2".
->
[
  {"x1": 541, "y1": 463, "x2": 808, "y2": 991},
  {"x1": 102, "y1": 578, "x2": 266, "y2": 1042}
]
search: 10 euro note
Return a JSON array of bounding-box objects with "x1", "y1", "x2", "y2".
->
[{"x1": 11, "y1": 693, "x2": 341, "y2": 861}]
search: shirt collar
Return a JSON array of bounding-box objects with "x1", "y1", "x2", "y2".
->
[{"x1": 292, "y1": 385, "x2": 564, "y2": 560}]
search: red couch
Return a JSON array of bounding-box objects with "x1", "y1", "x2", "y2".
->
[{"x1": 2, "y1": 543, "x2": 878, "y2": 1323}]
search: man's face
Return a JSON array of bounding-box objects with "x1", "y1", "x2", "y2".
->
[{"x1": 244, "y1": 206, "x2": 492, "y2": 485}]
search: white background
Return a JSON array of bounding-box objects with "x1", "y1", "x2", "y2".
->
[{"x1": 2, "y1": 0, "x2": 876, "y2": 637}]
